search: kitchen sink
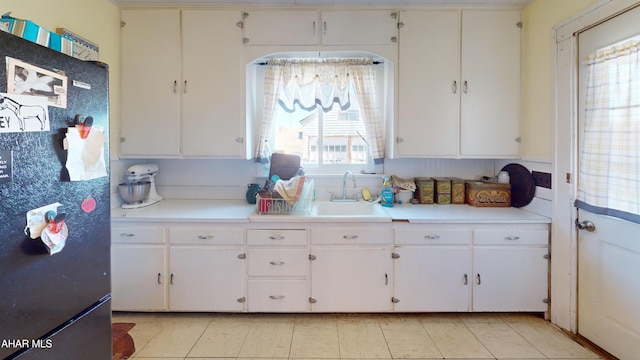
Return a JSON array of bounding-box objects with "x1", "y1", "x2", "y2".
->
[{"x1": 313, "y1": 201, "x2": 390, "y2": 217}]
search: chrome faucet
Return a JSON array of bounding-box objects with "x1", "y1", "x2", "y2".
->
[{"x1": 332, "y1": 171, "x2": 358, "y2": 201}]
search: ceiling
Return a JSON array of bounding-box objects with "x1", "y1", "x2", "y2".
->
[{"x1": 112, "y1": 0, "x2": 534, "y2": 8}]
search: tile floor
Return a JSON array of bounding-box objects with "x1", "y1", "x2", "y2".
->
[{"x1": 112, "y1": 312, "x2": 604, "y2": 360}]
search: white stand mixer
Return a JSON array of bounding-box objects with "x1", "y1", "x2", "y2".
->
[{"x1": 121, "y1": 164, "x2": 163, "y2": 209}]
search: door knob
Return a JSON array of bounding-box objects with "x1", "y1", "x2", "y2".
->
[{"x1": 575, "y1": 219, "x2": 596, "y2": 232}]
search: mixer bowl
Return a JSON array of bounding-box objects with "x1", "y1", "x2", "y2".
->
[{"x1": 118, "y1": 181, "x2": 151, "y2": 204}]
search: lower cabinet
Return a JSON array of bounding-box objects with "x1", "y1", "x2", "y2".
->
[
  {"x1": 112, "y1": 244, "x2": 167, "y2": 311},
  {"x1": 112, "y1": 220, "x2": 548, "y2": 313},
  {"x1": 393, "y1": 224, "x2": 549, "y2": 313},
  {"x1": 246, "y1": 229, "x2": 308, "y2": 312},
  {"x1": 111, "y1": 222, "x2": 245, "y2": 312},
  {"x1": 309, "y1": 226, "x2": 393, "y2": 312},
  {"x1": 111, "y1": 225, "x2": 167, "y2": 311}
]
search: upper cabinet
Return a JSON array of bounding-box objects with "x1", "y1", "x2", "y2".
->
[
  {"x1": 396, "y1": 10, "x2": 521, "y2": 158},
  {"x1": 120, "y1": 9, "x2": 181, "y2": 157},
  {"x1": 120, "y1": 9, "x2": 245, "y2": 158},
  {"x1": 242, "y1": 10, "x2": 398, "y2": 46}
]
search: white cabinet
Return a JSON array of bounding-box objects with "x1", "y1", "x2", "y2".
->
[
  {"x1": 471, "y1": 229, "x2": 549, "y2": 312},
  {"x1": 246, "y1": 229, "x2": 308, "y2": 312},
  {"x1": 242, "y1": 11, "x2": 319, "y2": 46},
  {"x1": 120, "y1": 9, "x2": 181, "y2": 157},
  {"x1": 459, "y1": 11, "x2": 522, "y2": 157},
  {"x1": 111, "y1": 225, "x2": 167, "y2": 311},
  {"x1": 120, "y1": 9, "x2": 244, "y2": 158},
  {"x1": 396, "y1": 10, "x2": 521, "y2": 158},
  {"x1": 242, "y1": 10, "x2": 397, "y2": 46},
  {"x1": 111, "y1": 222, "x2": 245, "y2": 312},
  {"x1": 309, "y1": 226, "x2": 392, "y2": 312},
  {"x1": 168, "y1": 227, "x2": 245, "y2": 311},
  {"x1": 392, "y1": 224, "x2": 549, "y2": 313},
  {"x1": 393, "y1": 227, "x2": 472, "y2": 312}
]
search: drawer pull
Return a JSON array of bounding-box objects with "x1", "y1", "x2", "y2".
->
[
  {"x1": 269, "y1": 295, "x2": 285, "y2": 300},
  {"x1": 424, "y1": 234, "x2": 440, "y2": 240},
  {"x1": 342, "y1": 234, "x2": 359, "y2": 240},
  {"x1": 269, "y1": 261, "x2": 285, "y2": 266},
  {"x1": 268, "y1": 235, "x2": 285, "y2": 240},
  {"x1": 198, "y1": 235, "x2": 214, "y2": 240},
  {"x1": 120, "y1": 233, "x2": 135, "y2": 237},
  {"x1": 504, "y1": 236, "x2": 520, "y2": 241}
]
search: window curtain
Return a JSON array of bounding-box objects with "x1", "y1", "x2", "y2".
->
[
  {"x1": 255, "y1": 58, "x2": 385, "y2": 164},
  {"x1": 575, "y1": 39, "x2": 640, "y2": 223}
]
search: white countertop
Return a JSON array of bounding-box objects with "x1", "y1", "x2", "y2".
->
[
  {"x1": 383, "y1": 203, "x2": 551, "y2": 224},
  {"x1": 111, "y1": 200, "x2": 255, "y2": 223},
  {"x1": 112, "y1": 199, "x2": 550, "y2": 224}
]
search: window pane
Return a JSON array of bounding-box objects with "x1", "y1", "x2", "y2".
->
[{"x1": 274, "y1": 94, "x2": 369, "y2": 167}]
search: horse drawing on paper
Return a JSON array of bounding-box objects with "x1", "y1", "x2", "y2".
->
[{"x1": 0, "y1": 95, "x2": 48, "y2": 131}]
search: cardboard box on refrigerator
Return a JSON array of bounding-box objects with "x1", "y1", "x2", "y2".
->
[
  {"x1": 49, "y1": 31, "x2": 74, "y2": 56},
  {"x1": 1, "y1": 15, "x2": 49, "y2": 46}
]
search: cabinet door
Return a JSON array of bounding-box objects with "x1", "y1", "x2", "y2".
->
[
  {"x1": 321, "y1": 11, "x2": 397, "y2": 45},
  {"x1": 396, "y1": 11, "x2": 460, "y2": 157},
  {"x1": 169, "y1": 247, "x2": 245, "y2": 311},
  {"x1": 120, "y1": 9, "x2": 181, "y2": 157},
  {"x1": 111, "y1": 245, "x2": 167, "y2": 311},
  {"x1": 243, "y1": 10, "x2": 319, "y2": 45},
  {"x1": 393, "y1": 246, "x2": 471, "y2": 312},
  {"x1": 460, "y1": 10, "x2": 521, "y2": 157},
  {"x1": 310, "y1": 247, "x2": 391, "y2": 312},
  {"x1": 472, "y1": 247, "x2": 549, "y2": 312},
  {"x1": 182, "y1": 10, "x2": 245, "y2": 158}
]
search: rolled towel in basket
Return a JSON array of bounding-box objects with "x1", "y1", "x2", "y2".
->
[{"x1": 274, "y1": 176, "x2": 306, "y2": 203}]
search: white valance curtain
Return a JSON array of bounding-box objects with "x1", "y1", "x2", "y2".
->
[
  {"x1": 255, "y1": 58, "x2": 385, "y2": 164},
  {"x1": 576, "y1": 39, "x2": 640, "y2": 223}
]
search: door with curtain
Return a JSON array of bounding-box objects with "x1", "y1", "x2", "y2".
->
[{"x1": 576, "y1": 5, "x2": 640, "y2": 359}]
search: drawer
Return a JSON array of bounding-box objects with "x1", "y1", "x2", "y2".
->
[
  {"x1": 248, "y1": 280, "x2": 307, "y2": 312},
  {"x1": 473, "y1": 229, "x2": 549, "y2": 246},
  {"x1": 112, "y1": 226, "x2": 165, "y2": 244},
  {"x1": 169, "y1": 227, "x2": 243, "y2": 245},
  {"x1": 247, "y1": 229, "x2": 307, "y2": 246},
  {"x1": 248, "y1": 248, "x2": 308, "y2": 277},
  {"x1": 311, "y1": 228, "x2": 392, "y2": 245},
  {"x1": 394, "y1": 228, "x2": 471, "y2": 245}
]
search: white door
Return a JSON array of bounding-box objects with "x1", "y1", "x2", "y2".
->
[
  {"x1": 393, "y1": 246, "x2": 471, "y2": 312},
  {"x1": 169, "y1": 246, "x2": 245, "y2": 311},
  {"x1": 310, "y1": 247, "x2": 391, "y2": 312},
  {"x1": 576, "y1": 6, "x2": 640, "y2": 359}
]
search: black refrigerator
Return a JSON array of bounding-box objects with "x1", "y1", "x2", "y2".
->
[{"x1": 0, "y1": 31, "x2": 111, "y2": 359}]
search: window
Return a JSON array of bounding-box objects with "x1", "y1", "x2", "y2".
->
[
  {"x1": 273, "y1": 91, "x2": 371, "y2": 169},
  {"x1": 250, "y1": 56, "x2": 391, "y2": 175}
]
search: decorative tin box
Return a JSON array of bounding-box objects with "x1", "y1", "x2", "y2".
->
[
  {"x1": 465, "y1": 181, "x2": 511, "y2": 207},
  {"x1": 414, "y1": 177, "x2": 434, "y2": 204},
  {"x1": 450, "y1": 177, "x2": 466, "y2": 204},
  {"x1": 433, "y1": 177, "x2": 451, "y2": 204}
]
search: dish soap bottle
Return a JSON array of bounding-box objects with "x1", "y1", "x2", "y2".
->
[{"x1": 381, "y1": 177, "x2": 394, "y2": 207}]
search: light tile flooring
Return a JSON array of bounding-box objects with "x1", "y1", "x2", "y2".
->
[{"x1": 112, "y1": 312, "x2": 605, "y2": 360}]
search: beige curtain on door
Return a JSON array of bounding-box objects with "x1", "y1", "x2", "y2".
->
[{"x1": 576, "y1": 39, "x2": 640, "y2": 223}]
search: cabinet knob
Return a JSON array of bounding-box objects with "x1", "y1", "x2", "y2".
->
[
  {"x1": 396, "y1": 136, "x2": 404, "y2": 143},
  {"x1": 390, "y1": 36, "x2": 397, "y2": 43},
  {"x1": 391, "y1": 297, "x2": 400, "y2": 303},
  {"x1": 237, "y1": 253, "x2": 246, "y2": 259}
]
